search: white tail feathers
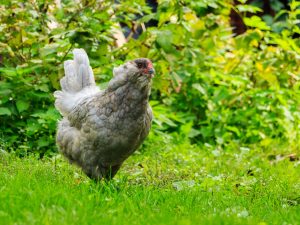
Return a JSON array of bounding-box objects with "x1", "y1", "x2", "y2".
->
[
  {"x1": 54, "y1": 49, "x2": 99, "y2": 116},
  {"x1": 60, "y1": 49, "x2": 95, "y2": 92}
]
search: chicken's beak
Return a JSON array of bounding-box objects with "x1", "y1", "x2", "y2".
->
[{"x1": 148, "y1": 68, "x2": 155, "y2": 78}]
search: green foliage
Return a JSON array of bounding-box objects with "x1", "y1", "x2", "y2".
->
[
  {"x1": 0, "y1": 0, "x2": 126, "y2": 154},
  {"x1": 1, "y1": 0, "x2": 300, "y2": 155},
  {"x1": 121, "y1": 0, "x2": 300, "y2": 148}
]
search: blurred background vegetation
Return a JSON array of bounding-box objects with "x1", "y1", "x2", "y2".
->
[{"x1": 0, "y1": 0, "x2": 299, "y2": 157}]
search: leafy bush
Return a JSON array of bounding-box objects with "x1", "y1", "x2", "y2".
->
[
  {"x1": 0, "y1": 0, "x2": 119, "y2": 155},
  {"x1": 119, "y1": 0, "x2": 300, "y2": 147},
  {"x1": 0, "y1": 0, "x2": 300, "y2": 155}
]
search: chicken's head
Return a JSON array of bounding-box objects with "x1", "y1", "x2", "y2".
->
[
  {"x1": 133, "y1": 58, "x2": 155, "y2": 78},
  {"x1": 113, "y1": 58, "x2": 155, "y2": 80},
  {"x1": 109, "y1": 58, "x2": 155, "y2": 92}
]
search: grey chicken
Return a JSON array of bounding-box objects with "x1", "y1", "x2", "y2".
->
[{"x1": 54, "y1": 49, "x2": 154, "y2": 180}]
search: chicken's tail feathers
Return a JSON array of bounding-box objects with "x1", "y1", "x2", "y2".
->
[
  {"x1": 54, "y1": 49, "x2": 99, "y2": 116},
  {"x1": 60, "y1": 49, "x2": 96, "y2": 93}
]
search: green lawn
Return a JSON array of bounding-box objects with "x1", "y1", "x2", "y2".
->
[{"x1": 0, "y1": 139, "x2": 299, "y2": 225}]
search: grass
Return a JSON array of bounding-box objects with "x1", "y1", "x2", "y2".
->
[{"x1": 0, "y1": 136, "x2": 300, "y2": 225}]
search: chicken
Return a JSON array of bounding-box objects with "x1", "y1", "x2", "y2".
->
[{"x1": 54, "y1": 49, "x2": 154, "y2": 180}]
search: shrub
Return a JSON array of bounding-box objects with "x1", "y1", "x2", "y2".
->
[{"x1": 0, "y1": 0, "x2": 300, "y2": 155}]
